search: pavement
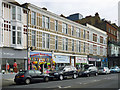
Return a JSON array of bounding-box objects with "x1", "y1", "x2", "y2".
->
[{"x1": 1, "y1": 73, "x2": 17, "y2": 87}]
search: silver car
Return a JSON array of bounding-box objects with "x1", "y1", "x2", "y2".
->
[{"x1": 98, "y1": 67, "x2": 110, "y2": 74}]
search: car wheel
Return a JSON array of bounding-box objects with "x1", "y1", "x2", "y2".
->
[
  {"x1": 87, "y1": 74, "x2": 90, "y2": 77},
  {"x1": 44, "y1": 77, "x2": 49, "y2": 82},
  {"x1": 73, "y1": 74, "x2": 77, "y2": 79},
  {"x1": 59, "y1": 75, "x2": 63, "y2": 80},
  {"x1": 25, "y1": 78, "x2": 31, "y2": 84},
  {"x1": 95, "y1": 73, "x2": 98, "y2": 76}
]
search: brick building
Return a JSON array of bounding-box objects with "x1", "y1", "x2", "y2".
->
[{"x1": 67, "y1": 13, "x2": 120, "y2": 67}]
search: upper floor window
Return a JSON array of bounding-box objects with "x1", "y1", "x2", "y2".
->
[
  {"x1": 12, "y1": 26, "x2": 16, "y2": 44},
  {"x1": 87, "y1": 31, "x2": 89, "y2": 40},
  {"x1": 17, "y1": 27, "x2": 22, "y2": 44},
  {"x1": 42, "y1": 33, "x2": 50, "y2": 49},
  {"x1": 100, "y1": 36, "x2": 103, "y2": 44},
  {"x1": 55, "y1": 36, "x2": 58, "y2": 50},
  {"x1": 72, "y1": 40, "x2": 74, "y2": 51},
  {"x1": 55, "y1": 20, "x2": 58, "y2": 31},
  {"x1": 17, "y1": 7, "x2": 21, "y2": 21},
  {"x1": 62, "y1": 38, "x2": 68, "y2": 51},
  {"x1": 42, "y1": 16, "x2": 49, "y2": 29},
  {"x1": 12, "y1": 6, "x2": 16, "y2": 20},
  {"x1": 93, "y1": 33, "x2": 97, "y2": 42},
  {"x1": 71, "y1": 26, "x2": 74, "y2": 36},
  {"x1": 32, "y1": 31, "x2": 36, "y2": 46},
  {"x1": 83, "y1": 42, "x2": 85, "y2": 53},
  {"x1": 76, "y1": 28, "x2": 80, "y2": 37},
  {"x1": 62, "y1": 23, "x2": 68, "y2": 34},
  {"x1": 31, "y1": 12, "x2": 36, "y2": 25},
  {"x1": 83, "y1": 30, "x2": 86, "y2": 39}
]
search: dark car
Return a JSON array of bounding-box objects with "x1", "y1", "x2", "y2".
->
[
  {"x1": 14, "y1": 70, "x2": 49, "y2": 84},
  {"x1": 78, "y1": 65, "x2": 98, "y2": 77},
  {"x1": 49, "y1": 66, "x2": 78, "y2": 80}
]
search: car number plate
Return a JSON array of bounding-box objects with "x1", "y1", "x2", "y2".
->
[{"x1": 16, "y1": 76, "x2": 19, "y2": 78}]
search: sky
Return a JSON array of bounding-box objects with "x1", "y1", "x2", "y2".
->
[{"x1": 16, "y1": 0, "x2": 119, "y2": 25}]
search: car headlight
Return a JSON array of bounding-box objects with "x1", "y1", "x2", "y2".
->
[{"x1": 54, "y1": 73, "x2": 59, "y2": 75}]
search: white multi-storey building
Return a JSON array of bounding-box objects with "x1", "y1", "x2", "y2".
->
[{"x1": 0, "y1": 0, "x2": 28, "y2": 73}]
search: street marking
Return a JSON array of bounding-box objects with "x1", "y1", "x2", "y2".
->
[
  {"x1": 63, "y1": 86, "x2": 71, "y2": 88},
  {"x1": 58, "y1": 86, "x2": 62, "y2": 88}
]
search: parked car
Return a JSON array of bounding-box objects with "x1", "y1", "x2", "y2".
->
[
  {"x1": 14, "y1": 70, "x2": 49, "y2": 84},
  {"x1": 78, "y1": 65, "x2": 98, "y2": 77},
  {"x1": 110, "y1": 66, "x2": 120, "y2": 73},
  {"x1": 49, "y1": 66, "x2": 78, "y2": 80},
  {"x1": 98, "y1": 67, "x2": 110, "y2": 74}
]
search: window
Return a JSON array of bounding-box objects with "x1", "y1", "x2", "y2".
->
[
  {"x1": 62, "y1": 38, "x2": 68, "y2": 51},
  {"x1": 12, "y1": 6, "x2": 16, "y2": 20},
  {"x1": 42, "y1": 16, "x2": 45, "y2": 28},
  {"x1": 93, "y1": 33, "x2": 97, "y2": 42},
  {"x1": 76, "y1": 28, "x2": 79, "y2": 37},
  {"x1": 32, "y1": 31, "x2": 36, "y2": 46},
  {"x1": 76, "y1": 41, "x2": 78, "y2": 52},
  {"x1": 87, "y1": 31, "x2": 89, "y2": 40},
  {"x1": 71, "y1": 26, "x2": 74, "y2": 36},
  {"x1": 31, "y1": 12, "x2": 36, "y2": 25},
  {"x1": 1, "y1": 24, "x2": 4, "y2": 43},
  {"x1": 100, "y1": 36, "x2": 103, "y2": 43},
  {"x1": 42, "y1": 33, "x2": 50, "y2": 49},
  {"x1": 46, "y1": 34, "x2": 50, "y2": 48},
  {"x1": 17, "y1": 7, "x2": 21, "y2": 21},
  {"x1": 42, "y1": 16, "x2": 49, "y2": 29},
  {"x1": 12, "y1": 26, "x2": 16, "y2": 44},
  {"x1": 55, "y1": 20, "x2": 58, "y2": 31},
  {"x1": 72, "y1": 40, "x2": 74, "y2": 51},
  {"x1": 55, "y1": 36, "x2": 58, "y2": 50},
  {"x1": 17, "y1": 27, "x2": 22, "y2": 44},
  {"x1": 83, "y1": 30, "x2": 86, "y2": 39},
  {"x1": 79, "y1": 41, "x2": 81, "y2": 52},
  {"x1": 62, "y1": 23, "x2": 68, "y2": 34},
  {"x1": 83, "y1": 42, "x2": 85, "y2": 53}
]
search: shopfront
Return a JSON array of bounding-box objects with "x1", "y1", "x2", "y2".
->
[
  {"x1": 76, "y1": 56, "x2": 88, "y2": 70},
  {"x1": 53, "y1": 55, "x2": 70, "y2": 70},
  {"x1": 29, "y1": 51, "x2": 54, "y2": 73},
  {"x1": 1, "y1": 48, "x2": 27, "y2": 73}
]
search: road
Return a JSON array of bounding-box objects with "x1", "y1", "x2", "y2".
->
[{"x1": 2, "y1": 73, "x2": 120, "y2": 90}]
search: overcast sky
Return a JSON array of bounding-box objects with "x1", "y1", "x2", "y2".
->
[{"x1": 16, "y1": 0, "x2": 119, "y2": 25}]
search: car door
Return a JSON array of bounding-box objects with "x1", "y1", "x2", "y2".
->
[
  {"x1": 34, "y1": 70, "x2": 42, "y2": 81},
  {"x1": 28, "y1": 70, "x2": 36, "y2": 81}
]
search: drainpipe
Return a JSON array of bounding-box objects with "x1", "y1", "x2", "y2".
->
[{"x1": 27, "y1": 9, "x2": 29, "y2": 70}]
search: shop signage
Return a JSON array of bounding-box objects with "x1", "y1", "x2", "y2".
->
[
  {"x1": 53, "y1": 55, "x2": 70, "y2": 63},
  {"x1": 76, "y1": 57, "x2": 88, "y2": 63},
  {"x1": 30, "y1": 52, "x2": 52, "y2": 58},
  {"x1": 88, "y1": 58, "x2": 96, "y2": 61}
]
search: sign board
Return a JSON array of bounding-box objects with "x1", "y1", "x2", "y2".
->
[
  {"x1": 53, "y1": 55, "x2": 70, "y2": 63},
  {"x1": 76, "y1": 57, "x2": 88, "y2": 63}
]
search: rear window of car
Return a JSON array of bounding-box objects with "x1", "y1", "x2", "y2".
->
[{"x1": 99, "y1": 67, "x2": 103, "y2": 69}]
